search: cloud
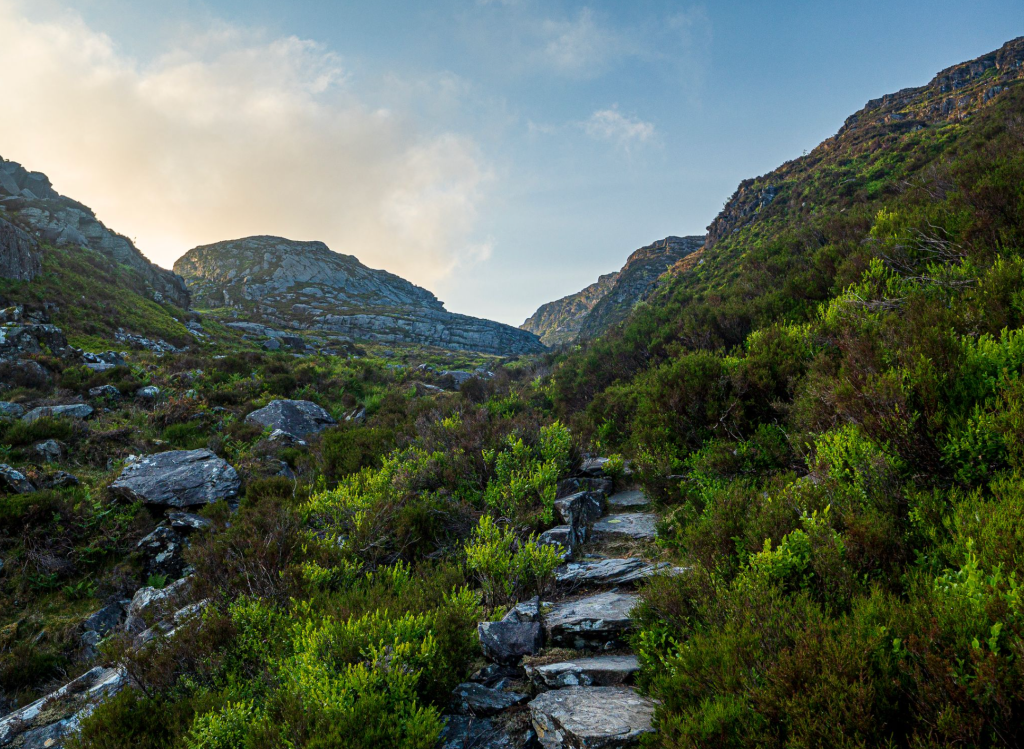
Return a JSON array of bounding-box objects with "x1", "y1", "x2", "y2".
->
[
  {"x1": 534, "y1": 8, "x2": 622, "y2": 77},
  {"x1": 583, "y1": 108, "x2": 656, "y2": 149},
  {"x1": 0, "y1": 1, "x2": 490, "y2": 287}
]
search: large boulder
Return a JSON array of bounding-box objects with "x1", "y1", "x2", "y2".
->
[
  {"x1": 528, "y1": 686, "x2": 655, "y2": 749},
  {"x1": 244, "y1": 399, "x2": 336, "y2": 438},
  {"x1": 21, "y1": 403, "x2": 93, "y2": 423},
  {"x1": 109, "y1": 449, "x2": 240, "y2": 507}
]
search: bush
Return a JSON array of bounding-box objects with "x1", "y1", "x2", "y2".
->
[{"x1": 464, "y1": 515, "x2": 562, "y2": 609}]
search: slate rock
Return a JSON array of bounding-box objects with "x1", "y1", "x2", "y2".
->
[
  {"x1": 136, "y1": 385, "x2": 161, "y2": 400},
  {"x1": 136, "y1": 525, "x2": 188, "y2": 580},
  {"x1": 503, "y1": 596, "x2": 541, "y2": 624},
  {"x1": 88, "y1": 384, "x2": 121, "y2": 399},
  {"x1": 526, "y1": 655, "x2": 640, "y2": 689},
  {"x1": 528, "y1": 686, "x2": 654, "y2": 749},
  {"x1": 537, "y1": 527, "x2": 572, "y2": 559},
  {"x1": 554, "y1": 491, "x2": 604, "y2": 527},
  {"x1": 592, "y1": 514, "x2": 658, "y2": 541},
  {"x1": 452, "y1": 682, "x2": 530, "y2": 717},
  {"x1": 124, "y1": 576, "x2": 193, "y2": 632},
  {"x1": 478, "y1": 621, "x2": 543, "y2": 666},
  {"x1": 0, "y1": 463, "x2": 35, "y2": 494},
  {"x1": 0, "y1": 216, "x2": 41, "y2": 282},
  {"x1": 606, "y1": 491, "x2": 650, "y2": 510},
  {"x1": 245, "y1": 399, "x2": 336, "y2": 438},
  {"x1": 469, "y1": 663, "x2": 521, "y2": 688},
  {"x1": 557, "y1": 477, "x2": 613, "y2": 499},
  {"x1": 82, "y1": 602, "x2": 126, "y2": 638},
  {"x1": 167, "y1": 511, "x2": 213, "y2": 532},
  {"x1": 0, "y1": 401, "x2": 24, "y2": 418},
  {"x1": 21, "y1": 403, "x2": 93, "y2": 422},
  {"x1": 578, "y1": 457, "x2": 610, "y2": 477},
  {"x1": 543, "y1": 592, "x2": 637, "y2": 650},
  {"x1": 438, "y1": 715, "x2": 518, "y2": 749},
  {"x1": 39, "y1": 470, "x2": 80, "y2": 489},
  {"x1": 33, "y1": 438, "x2": 63, "y2": 463},
  {"x1": 555, "y1": 558, "x2": 665, "y2": 587},
  {"x1": 110, "y1": 449, "x2": 240, "y2": 507}
]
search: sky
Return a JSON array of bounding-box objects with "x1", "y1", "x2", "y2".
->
[{"x1": 0, "y1": 1, "x2": 1019, "y2": 325}]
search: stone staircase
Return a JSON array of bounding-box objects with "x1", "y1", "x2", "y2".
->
[{"x1": 440, "y1": 469, "x2": 665, "y2": 749}]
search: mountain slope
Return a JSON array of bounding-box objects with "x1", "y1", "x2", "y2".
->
[
  {"x1": 521, "y1": 235, "x2": 702, "y2": 346},
  {"x1": 175, "y1": 236, "x2": 545, "y2": 356},
  {"x1": 0, "y1": 156, "x2": 189, "y2": 307}
]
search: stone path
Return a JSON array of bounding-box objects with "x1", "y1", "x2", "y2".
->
[{"x1": 444, "y1": 465, "x2": 664, "y2": 749}]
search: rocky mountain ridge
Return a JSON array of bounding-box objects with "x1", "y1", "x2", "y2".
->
[
  {"x1": 174, "y1": 236, "x2": 545, "y2": 356},
  {"x1": 521, "y1": 235, "x2": 703, "y2": 345},
  {"x1": 0, "y1": 156, "x2": 190, "y2": 306}
]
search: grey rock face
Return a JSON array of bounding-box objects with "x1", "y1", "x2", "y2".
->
[
  {"x1": 174, "y1": 235, "x2": 545, "y2": 356},
  {"x1": 109, "y1": 449, "x2": 240, "y2": 507},
  {"x1": 478, "y1": 621, "x2": 543, "y2": 666},
  {"x1": 538, "y1": 526, "x2": 572, "y2": 559},
  {"x1": 451, "y1": 682, "x2": 530, "y2": 717},
  {"x1": 82, "y1": 602, "x2": 126, "y2": 639},
  {"x1": 543, "y1": 592, "x2": 638, "y2": 650},
  {"x1": 167, "y1": 511, "x2": 213, "y2": 532},
  {"x1": 555, "y1": 558, "x2": 665, "y2": 587},
  {"x1": 21, "y1": 403, "x2": 94, "y2": 422},
  {"x1": 0, "y1": 324, "x2": 75, "y2": 361},
  {"x1": 245, "y1": 399, "x2": 336, "y2": 438},
  {"x1": 555, "y1": 491, "x2": 605, "y2": 527},
  {"x1": 124, "y1": 576, "x2": 193, "y2": 632},
  {"x1": 137, "y1": 525, "x2": 188, "y2": 580},
  {"x1": 0, "y1": 401, "x2": 25, "y2": 418},
  {"x1": 136, "y1": 385, "x2": 161, "y2": 401},
  {"x1": 0, "y1": 463, "x2": 35, "y2": 494},
  {"x1": 0, "y1": 215, "x2": 41, "y2": 281},
  {"x1": 34, "y1": 438, "x2": 63, "y2": 463},
  {"x1": 528, "y1": 686, "x2": 655, "y2": 749},
  {"x1": 526, "y1": 655, "x2": 640, "y2": 690},
  {"x1": 0, "y1": 155, "x2": 189, "y2": 307},
  {"x1": 88, "y1": 384, "x2": 121, "y2": 399},
  {"x1": 592, "y1": 514, "x2": 658, "y2": 541}
]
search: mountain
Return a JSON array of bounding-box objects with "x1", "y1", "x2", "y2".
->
[
  {"x1": 174, "y1": 236, "x2": 545, "y2": 356},
  {"x1": 0, "y1": 156, "x2": 189, "y2": 307},
  {"x1": 521, "y1": 235, "x2": 702, "y2": 346}
]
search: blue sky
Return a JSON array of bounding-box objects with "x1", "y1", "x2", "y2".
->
[{"x1": 4, "y1": 1, "x2": 1021, "y2": 324}]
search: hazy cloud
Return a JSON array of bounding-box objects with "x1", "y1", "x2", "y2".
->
[
  {"x1": 0, "y1": 1, "x2": 491, "y2": 287},
  {"x1": 534, "y1": 8, "x2": 623, "y2": 77},
  {"x1": 584, "y1": 108, "x2": 656, "y2": 149}
]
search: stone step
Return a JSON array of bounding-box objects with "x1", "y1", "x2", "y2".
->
[
  {"x1": 606, "y1": 490, "x2": 650, "y2": 511},
  {"x1": 543, "y1": 591, "x2": 637, "y2": 650},
  {"x1": 529, "y1": 685, "x2": 655, "y2": 749},
  {"x1": 526, "y1": 654, "x2": 640, "y2": 689},
  {"x1": 592, "y1": 513, "x2": 658, "y2": 541},
  {"x1": 554, "y1": 491, "x2": 605, "y2": 526},
  {"x1": 556, "y1": 557, "x2": 667, "y2": 587},
  {"x1": 451, "y1": 682, "x2": 530, "y2": 717}
]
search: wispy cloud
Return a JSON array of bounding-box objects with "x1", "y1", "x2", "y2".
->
[
  {"x1": 0, "y1": 1, "x2": 491, "y2": 287},
  {"x1": 534, "y1": 8, "x2": 623, "y2": 77},
  {"x1": 583, "y1": 108, "x2": 656, "y2": 149}
]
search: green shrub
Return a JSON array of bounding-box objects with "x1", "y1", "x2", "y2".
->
[{"x1": 464, "y1": 515, "x2": 562, "y2": 609}]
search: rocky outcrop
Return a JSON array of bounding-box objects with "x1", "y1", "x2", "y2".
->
[
  {"x1": 522, "y1": 236, "x2": 703, "y2": 345},
  {"x1": 0, "y1": 156, "x2": 190, "y2": 306},
  {"x1": 174, "y1": 236, "x2": 544, "y2": 356},
  {"x1": 521, "y1": 272, "x2": 618, "y2": 347},
  {"x1": 0, "y1": 216, "x2": 40, "y2": 281},
  {"x1": 703, "y1": 37, "x2": 1024, "y2": 252},
  {"x1": 109, "y1": 449, "x2": 240, "y2": 507}
]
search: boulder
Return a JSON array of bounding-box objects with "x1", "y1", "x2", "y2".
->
[
  {"x1": 526, "y1": 655, "x2": 640, "y2": 690},
  {"x1": 592, "y1": 514, "x2": 658, "y2": 541},
  {"x1": 528, "y1": 686, "x2": 654, "y2": 749},
  {"x1": 537, "y1": 526, "x2": 572, "y2": 559},
  {"x1": 606, "y1": 491, "x2": 649, "y2": 510},
  {"x1": 0, "y1": 324, "x2": 75, "y2": 361},
  {"x1": 82, "y1": 602, "x2": 126, "y2": 638},
  {"x1": 244, "y1": 399, "x2": 336, "y2": 438},
  {"x1": 555, "y1": 491, "x2": 604, "y2": 530},
  {"x1": 0, "y1": 463, "x2": 35, "y2": 494},
  {"x1": 579, "y1": 457, "x2": 610, "y2": 477},
  {"x1": 33, "y1": 438, "x2": 63, "y2": 463},
  {"x1": 136, "y1": 385, "x2": 161, "y2": 400},
  {"x1": 167, "y1": 511, "x2": 213, "y2": 532},
  {"x1": 503, "y1": 596, "x2": 541, "y2": 624},
  {"x1": 110, "y1": 449, "x2": 240, "y2": 507},
  {"x1": 39, "y1": 470, "x2": 80, "y2": 489},
  {"x1": 0, "y1": 401, "x2": 24, "y2": 418},
  {"x1": 451, "y1": 682, "x2": 530, "y2": 717},
  {"x1": 88, "y1": 384, "x2": 121, "y2": 399},
  {"x1": 543, "y1": 592, "x2": 637, "y2": 650},
  {"x1": 478, "y1": 621, "x2": 543, "y2": 666},
  {"x1": 124, "y1": 576, "x2": 192, "y2": 632},
  {"x1": 555, "y1": 558, "x2": 666, "y2": 587},
  {"x1": 557, "y1": 477, "x2": 613, "y2": 498},
  {"x1": 21, "y1": 403, "x2": 94, "y2": 422}
]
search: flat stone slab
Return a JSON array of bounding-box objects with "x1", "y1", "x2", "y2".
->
[
  {"x1": 109, "y1": 449, "x2": 240, "y2": 507},
  {"x1": 21, "y1": 403, "x2": 93, "y2": 422},
  {"x1": 606, "y1": 490, "x2": 650, "y2": 510},
  {"x1": 529, "y1": 685, "x2": 655, "y2": 749},
  {"x1": 451, "y1": 682, "x2": 529, "y2": 717},
  {"x1": 527, "y1": 654, "x2": 640, "y2": 689},
  {"x1": 556, "y1": 558, "x2": 666, "y2": 587},
  {"x1": 438, "y1": 715, "x2": 517, "y2": 749},
  {"x1": 543, "y1": 591, "x2": 637, "y2": 650},
  {"x1": 593, "y1": 513, "x2": 658, "y2": 540}
]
